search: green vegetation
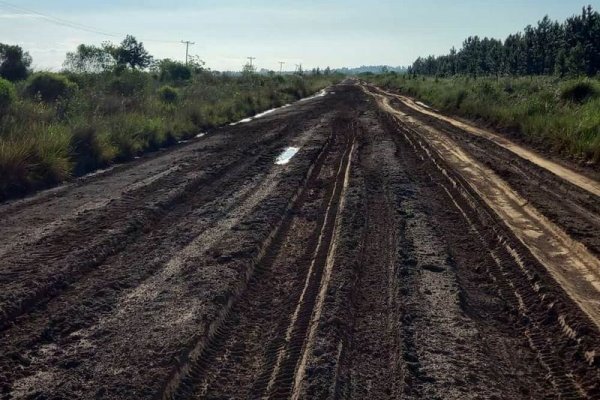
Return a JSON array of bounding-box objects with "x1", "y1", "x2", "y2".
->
[
  {"x1": 25, "y1": 73, "x2": 77, "y2": 102},
  {"x1": 158, "y1": 85, "x2": 179, "y2": 103},
  {"x1": 378, "y1": 5, "x2": 600, "y2": 166},
  {"x1": 0, "y1": 43, "x2": 32, "y2": 82},
  {"x1": 0, "y1": 36, "x2": 341, "y2": 200},
  {"x1": 0, "y1": 78, "x2": 15, "y2": 110},
  {"x1": 365, "y1": 73, "x2": 600, "y2": 164},
  {"x1": 409, "y1": 6, "x2": 600, "y2": 77}
]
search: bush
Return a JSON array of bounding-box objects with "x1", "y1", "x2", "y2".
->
[
  {"x1": 0, "y1": 77, "x2": 15, "y2": 110},
  {"x1": 159, "y1": 61, "x2": 192, "y2": 81},
  {"x1": 158, "y1": 85, "x2": 178, "y2": 103},
  {"x1": 108, "y1": 69, "x2": 148, "y2": 96},
  {"x1": 25, "y1": 73, "x2": 77, "y2": 102},
  {"x1": 560, "y1": 80, "x2": 600, "y2": 104}
]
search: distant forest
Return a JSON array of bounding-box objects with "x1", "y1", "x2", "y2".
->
[
  {"x1": 336, "y1": 66, "x2": 407, "y2": 75},
  {"x1": 409, "y1": 5, "x2": 600, "y2": 77}
]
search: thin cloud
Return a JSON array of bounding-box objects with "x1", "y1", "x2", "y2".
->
[{"x1": 0, "y1": 12, "x2": 40, "y2": 18}]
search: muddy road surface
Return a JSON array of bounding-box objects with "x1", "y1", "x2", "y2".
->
[{"x1": 0, "y1": 82, "x2": 599, "y2": 399}]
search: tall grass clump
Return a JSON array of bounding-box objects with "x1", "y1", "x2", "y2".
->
[{"x1": 560, "y1": 79, "x2": 600, "y2": 104}]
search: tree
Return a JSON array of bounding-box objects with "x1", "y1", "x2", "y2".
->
[
  {"x1": 0, "y1": 43, "x2": 32, "y2": 81},
  {"x1": 113, "y1": 35, "x2": 153, "y2": 70},
  {"x1": 63, "y1": 44, "x2": 114, "y2": 73}
]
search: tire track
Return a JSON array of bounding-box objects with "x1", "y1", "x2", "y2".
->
[
  {"x1": 0, "y1": 94, "x2": 342, "y2": 399},
  {"x1": 161, "y1": 114, "x2": 356, "y2": 400},
  {"x1": 380, "y1": 108, "x2": 600, "y2": 398},
  {"x1": 0, "y1": 105, "x2": 323, "y2": 332},
  {"x1": 259, "y1": 130, "x2": 355, "y2": 400}
]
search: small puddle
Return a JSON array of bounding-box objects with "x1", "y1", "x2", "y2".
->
[
  {"x1": 195, "y1": 132, "x2": 207, "y2": 138},
  {"x1": 253, "y1": 108, "x2": 277, "y2": 119},
  {"x1": 275, "y1": 147, "x2": 300, "y2": 165},
  {"x1": 416, "y1": 101, "x2": 432, "y2": 110},
  {"x1": 299, "y1": 89, "x2": 327, "y2": 102},
  {"x1": 228, "y1": 89, "x2": 328, "y2": 126}
]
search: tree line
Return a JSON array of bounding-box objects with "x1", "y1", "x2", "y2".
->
[
  {"x1": 0, "y1": 35, "x2": 209, "y2": 84},
  {"x1": 409, "y1": 5, "x2": 600, "y2": 77},
  {"x1": 1, "y1": 34, "x2": 335, "y2": 84}
]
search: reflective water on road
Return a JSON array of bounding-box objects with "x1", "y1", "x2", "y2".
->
[{"x1": 275, "y1": 147, "x2": 300, "y2": 165}]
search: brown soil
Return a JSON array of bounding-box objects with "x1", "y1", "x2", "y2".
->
[{"x1": 0, "y1": 83, "x2": 598, "y2": 400}]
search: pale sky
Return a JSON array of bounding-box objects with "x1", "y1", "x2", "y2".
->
[{"x1": 0, "y1": 0, "x2": 596, "y2": 71}]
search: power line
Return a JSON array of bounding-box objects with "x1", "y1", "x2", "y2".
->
[
  {"x1": 0, "y1": 0, "x2": 180, "y2": 44},
  {"x1": 0, "y1": 1, "x2": 120, "y2": 37}
]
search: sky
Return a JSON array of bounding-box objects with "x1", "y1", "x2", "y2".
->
[{"x1": 0, "y1": 0, "x2": 596, "y2": 71}]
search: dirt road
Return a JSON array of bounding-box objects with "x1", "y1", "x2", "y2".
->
[{"x1": 0, "y1": 82, "x2": 598, "y2": 399}]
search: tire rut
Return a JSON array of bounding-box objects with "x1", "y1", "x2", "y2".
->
[
  {"x1": 390, "y1": 113, "x2": 600, "y2": 398},
  {"x1": 0, "y1": 105, "x2": 324, "y2": 331},
  {"x1": 163, "y1": 113, "x2": 357, "y2": 400}
]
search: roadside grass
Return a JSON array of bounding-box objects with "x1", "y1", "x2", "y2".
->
[
  {"x1": 0, "y1": 72, "x2": 340, "y2": 200},
  {"x1": 363, "y1": 74, "x2": 600, "y2": 166}
]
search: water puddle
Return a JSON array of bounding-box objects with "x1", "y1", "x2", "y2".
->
[
  {"x1": 275, "y1": 147, "x2": 300, "y2": 165},
  {"x1": 253, "y1": 108, "x2": 277, "y2": 119},
  {"x1": 416, "y1": 101, "x2": 432, "y2": 110},
  {"x1": 229, "y1": 117, "x2": 252, "y2": 126},
  {"x1": 299, "y1": 89, "x2": 327, "y2": 102},
  {"x1": 195, "y1": 132, "x2": 207, "y2": 138},
  {"x1": 228, "y1": 88, "x2": 328, "y2": 126}
]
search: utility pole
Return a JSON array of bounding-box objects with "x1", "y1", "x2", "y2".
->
[
  {"x1": 278, "y1": 61, "x2": 285, "y2": 74},
  {"x1": 247, "y1": 57, "x2": 256, "y2": 67},
  {"x1": 181, "y1": 40, "x2": 195, "y2": 65}
]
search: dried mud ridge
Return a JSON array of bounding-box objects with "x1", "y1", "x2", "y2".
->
[{"x1": 0, "y1": 83, "x2": 599, "y2": 399}]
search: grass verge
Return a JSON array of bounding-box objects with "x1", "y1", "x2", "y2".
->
[
  {"x1": 0, "y1": 71, "x2": 340, "y2": 200},
  {"x1": 362, "y1": 73, "x2": 600, "y2": 167}
]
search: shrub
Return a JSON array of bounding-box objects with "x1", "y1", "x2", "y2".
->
[
  {"x1": 108, "y1": 69, "x2": 148, "y2": 96},
  {"x1": 0, "y1": 77, "x2": 15, "y2": 110},
  {"x1": 158, "y1": 85, "x2": 178, "y2": 103},
  {"x1": 560, "y1": 80, "x2": 600, "y2": 104},
  {"x1": 25, "y1": 73, "x2": 77, "y2": 102},
  {"x1": 159, "y1": 60, "x2": 192, "y2": 81}
]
